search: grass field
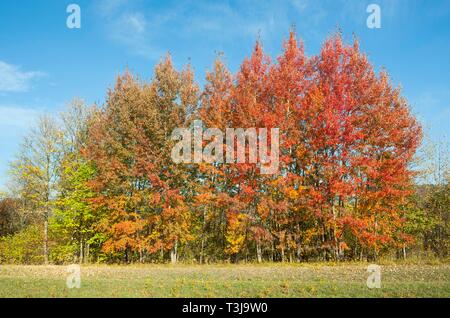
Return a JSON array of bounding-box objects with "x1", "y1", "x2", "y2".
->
[{"x1": 0, "y1": 263, "x2": 449, "y2": 298}]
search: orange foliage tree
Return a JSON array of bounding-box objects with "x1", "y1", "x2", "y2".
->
[{"x1": 83, "y1": 32, "x2": 421, "y2": 263}]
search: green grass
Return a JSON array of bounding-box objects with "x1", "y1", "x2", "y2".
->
[{"x1": 0, "y1": 263, "x2": 449, "y2": 297}]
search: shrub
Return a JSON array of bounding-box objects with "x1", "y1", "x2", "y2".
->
[{"x1": 0, "y1": 224, "x2": 44, "y2": 264}]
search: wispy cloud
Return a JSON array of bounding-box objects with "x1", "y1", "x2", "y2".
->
[
  {"x1": 93, "y1": 0, "x2": 296, "y2": 59},
  {"x1": 0, "y1": 61, "x2": 46, "y2": 93},
  {"x1": 91, "y1": 0, "x2": 415, "y2": 62},
  {"x1": 109, "y1": 12, "x2": 158, "y2": 57},
  {"x1": 291, "y1": 0, "x2": 308, "y2": 12},
  {"x1": 0, "y1": 105, "x2": 44, "y2": 128},
  {"x1": 182, "y1": 1, "x2": 289, "y2": 40},
  {"x1": 122, "y1": 13, "x2": 147, "y2": 33},
  {"x1": 94, "y1": 0, "x2": 163, "y2": 59},
  {"x1": 97, "y1": 0, "x2": 128, "y2": 17}
]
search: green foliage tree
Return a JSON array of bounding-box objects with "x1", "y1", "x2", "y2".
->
[
  {"x1": 48, "y1": 99, "x2": 102, "y2": 263},
  {"x1": 10, "y1": 115, "x2": 62, "y2": 264}
]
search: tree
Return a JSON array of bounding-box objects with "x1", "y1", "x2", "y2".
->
[
  {"x1": 52, "y1": 99, "x2": 99, "y2": 263},
  {"x1": 301, "y1": 35, "x2": 421, "y2": 260},
  {"x1": 10, "y1": 115, "x2": 62, "y2": 264},
  {"x1": 406, "y1": 137, "x2": 449, "y2": 257},
  {"x1": 197, "y1": 32, "x2": 422, "y2": 262},
  {"x1": 0, "y1": 197, "x2": 19, "y2": 236},
  {"x1": 85, "y1": 57, "x2": 199, "y2": 263},
  {"x1": 4, "y1": 30, "x2": 427, "y2": 264}
]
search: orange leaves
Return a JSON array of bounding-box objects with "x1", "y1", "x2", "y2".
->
[
  {"x1": 112, "y1": 220, "x2": 143, "y2": 236},
  {"x1": 102, "y1": 219, "x2": 145, "y2": 253},
  {"x1": 84, "y1": 55, "x2": 200, "y2": 261}
]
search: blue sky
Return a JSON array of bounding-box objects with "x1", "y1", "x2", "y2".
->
[{"x1": 0, "y1": 0, "x2": 449, "y2": 190}]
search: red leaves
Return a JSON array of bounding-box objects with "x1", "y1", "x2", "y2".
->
[{"x1": 85, "y1": 31, "x2": 421, "y2": 261}]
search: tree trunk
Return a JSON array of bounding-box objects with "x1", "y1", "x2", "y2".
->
[
  {"x1": 137, "y1": 231, "x2": 143, "y2": 263},
  {"x1": 79, "y1": 239, "x2": 83, "y2": 263},
  {"x1": 271, "y1": 240, "x2": 275, "y2": 262},
  {"x1": 171, "y1": 239, "x2": 178, "y2": 264},
  {"x1": 200, "y1": 237, "x2": 205, "y2": 264},
  {"x1": 139, "y1": 246, "x2": 143, "y2": 263},
  {"x1": 86, "y1": 243, "x2": 90, "y2": 263},
  {"x1": 332, "y1": 205, "x2": 339, "y2": 261},
  {"x1": 43, "y1": 215, "x2": 49, "y2": 264},
  {"x1": 200, "y1": 209, "x2": 206, "y2": 264},
  {"x1": 256, "y1": 242, "x2": 262, "y2": 263}
]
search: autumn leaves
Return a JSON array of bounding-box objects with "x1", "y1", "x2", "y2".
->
[
  {"x1": 83, "y1": 31, "x2": 421, "y2": 263},
  {"x1": 170, "y1": 120, "x2": 280, "y2": 174}
]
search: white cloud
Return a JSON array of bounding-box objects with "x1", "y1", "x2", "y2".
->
[{"x1": 0, "y1": 61, "x2": 46, "y2": 93}]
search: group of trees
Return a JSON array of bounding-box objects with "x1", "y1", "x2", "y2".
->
[{"x1": 0, "y1": 32, "x2": 448, "y2": 264}]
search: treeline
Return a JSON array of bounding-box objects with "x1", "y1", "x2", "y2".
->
[{"x1": 0, "y1": 32, "x2": 448, "y2": 264}]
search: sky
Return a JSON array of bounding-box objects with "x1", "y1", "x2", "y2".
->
[{"x1": 0, "y1": 0, "x2": 449, "y2": 190}]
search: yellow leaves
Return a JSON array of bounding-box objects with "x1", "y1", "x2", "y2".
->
[
  {"x1": 286, "y1": 186, "x2": 308, "y2": 200},
  {"x1": 225, "y1": 233, "x2": 245, "y2": 255},
  {"x1": 257, "y1": 202, "x2": 270, "y2": 220},
  {"x1": 287, "y1": 189, "x2": 300, "y2": 200},
  {"x1": 225, "y1": 212, "x2": 248, "y2": 255}
]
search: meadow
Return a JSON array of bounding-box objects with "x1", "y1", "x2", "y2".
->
[{"x1": 0, "y1": 262, "x2": 448, "y2": 298}]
